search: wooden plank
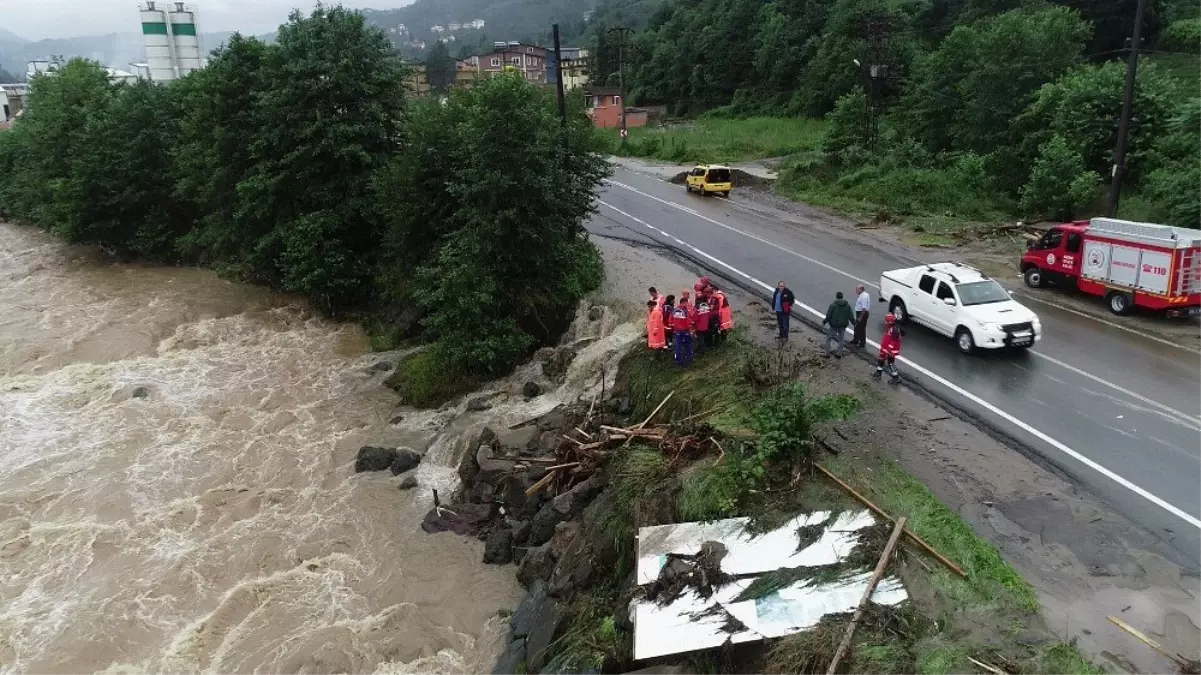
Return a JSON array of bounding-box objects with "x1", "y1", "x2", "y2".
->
[
  {"x1": 524, "y1": 470, "x2": 557, "y2": 497},
  {"x1": 815, "y1": 463, "x2": 967, "y2": 578},
  {"x1": 1108, "y1": 615, "x2": 1189, "y2": 668},
  {"x1": 825, "y1": 517, "x2": 907, "y2": 675},
  {"x1": 636, "y1": 390, "x2": 675, "y2": 429}
]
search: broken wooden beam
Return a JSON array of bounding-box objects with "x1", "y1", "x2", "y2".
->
[
  {"x1": 815, "y1": 463, "x2": 967, "y2": 578},
  {"x1": 825, "y1": 516, "x2": 907, "y2": 675},
  {"x1": 524, "y1": 470, "x2": 557, "y2": 497},
  {"x1": 1108, "y1": 615, "x2": 1199, "y2": 672},
  {"x1": 967, "y1": 657, "x2": 1008, "y2": 675},
  {"x1": 636, "y1": 390, "x2": 675, "y2": 429}
]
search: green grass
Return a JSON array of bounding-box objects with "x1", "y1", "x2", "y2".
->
[
  {"x1": 597, "y1": 116, "x2": 827, "y2": 164},
  {"x1": 820, "y1": 455, "x2": 1039, "y2": 613}
]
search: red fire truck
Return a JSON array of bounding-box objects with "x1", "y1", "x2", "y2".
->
[{"x1": 1020, "y1": 217, "x2": 1201, "y2": 316}]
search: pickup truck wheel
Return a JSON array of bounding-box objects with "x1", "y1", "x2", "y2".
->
[
  {"x1": 956, "y1": 328, "x2": 976, "y2": 354},
  {"x1": 888, "y1": 298, "x2": 908, "y2": 324},
  {"x1": 1023, "y1": 267, "x2": 1044, "y2": 288},
  {"x1": 1107, "y1": 291, "x2": 1133, "y2": 315}
]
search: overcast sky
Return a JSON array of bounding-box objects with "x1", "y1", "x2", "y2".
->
[{"x1": 3, "y1": 0, "x2": 416, "y2": 40}]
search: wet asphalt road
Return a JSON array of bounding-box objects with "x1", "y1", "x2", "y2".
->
[{"x1": 591, "y1": 165, "x2": 1201, "y2": 563}]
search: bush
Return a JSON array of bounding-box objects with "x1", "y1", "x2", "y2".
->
[
  {"x1": 1019, "y1": 136, "x2": 1100, "y2": 220},
  {"x1": 1160, "y1": 18, "x2": 1201, "y2": 53},
  {"x1": 824, "y1": 90, "x2": 869, "y2": 156},
  {"x1": 387, "y1": 350, "x2": 474, "y2": 407}
]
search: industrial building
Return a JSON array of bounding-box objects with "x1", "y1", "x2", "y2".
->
[{"x1": 140, "y1": 1, "x2": 203, "y2": 82}]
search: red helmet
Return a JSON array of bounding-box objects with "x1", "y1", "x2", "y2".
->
[{"x1": 885, "y1": 313, "x2": 897, "y2": 326}]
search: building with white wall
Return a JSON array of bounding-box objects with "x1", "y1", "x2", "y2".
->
[{"x1": 140, "y1": 1, "x2": 204, "y2": 82}]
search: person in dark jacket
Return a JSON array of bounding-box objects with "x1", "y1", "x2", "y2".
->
[
  {"x1": 822, "y1": 291, "x2": 854, "y2": 358},
  {"x1": 771, "y1": 281, "x2": 795, "y2": 341}
]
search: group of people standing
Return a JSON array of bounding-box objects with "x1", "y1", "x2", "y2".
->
[
  {"x1": 773, "y1": 281, "x2": 903, "y2": 382},
  {"x1": 645, "y1": 276, "x2": 734, "y2": 366}
]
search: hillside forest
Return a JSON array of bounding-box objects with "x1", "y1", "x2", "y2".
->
[
  {"x1": 0, "y1": 7, "x2": 609, "y2": 404},
  {"x1": 592, "y1": 0, "x2": 1201, "y2": 229}
]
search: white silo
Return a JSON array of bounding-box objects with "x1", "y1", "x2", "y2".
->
[
  {"x1": 168, "y1": 2, "x2": 203, "y2": 76},
  {"x1": 140, "y1": 1, "x2": 176, "y2": 81}
]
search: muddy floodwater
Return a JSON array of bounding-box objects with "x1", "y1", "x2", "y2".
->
[{"x1": 0, "y1": 221, "x2": 523, "y2": 673}]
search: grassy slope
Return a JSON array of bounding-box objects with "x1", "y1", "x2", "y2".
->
[
  {"x1": 546, "y1": 333, "x2": 1102, "y2": 674},
  {"x1": 597, "y1": 116, "x2": 826, "y2": 165}
]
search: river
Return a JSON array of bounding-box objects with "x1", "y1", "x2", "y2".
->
[{"x1": 0, "y1": 222, "x2": 525, "y2": 673}]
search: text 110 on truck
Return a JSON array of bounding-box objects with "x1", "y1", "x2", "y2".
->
[{"x1": 1020, "y1": 217, "x2": 1201, "y2": 317}]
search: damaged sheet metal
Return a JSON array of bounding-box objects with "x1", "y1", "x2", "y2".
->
[{"x1": 631, "y1": 510, "x2": 908, "y2": 661}]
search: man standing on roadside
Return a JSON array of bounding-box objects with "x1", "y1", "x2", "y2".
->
[
  {"x1": 852, "y1": 284, "x2": 871, "y2": 348},
  {"x1": 772, "y1": 281, "x2": 795, "y2": 341},
  {"x1": 822, "y1": 291, "x2": 854, "y2": 358}
]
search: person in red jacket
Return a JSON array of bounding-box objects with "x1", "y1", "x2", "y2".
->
[
  {"x1": 670, "y1": 296, "x2": 695, "y2": 366},
  {"x1": 694, "y1": 297, "x2": 713, "y2": 354},
  {"x1": 873, "y1": 313, "x2": 903, "y2": 383},
  {"x1": 646, "y1": 300, "x2": 667, "y2": 354},
  {"x1": 662, "y1": 294, "x2": 676, "y2": 348}
]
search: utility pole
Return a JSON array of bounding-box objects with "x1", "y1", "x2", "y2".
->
[
  {"x1": 864, "y1": 15, "x2": 889, "y2": 154},
  {"x1": 1106, "y1": 0, "x2": 1149, "y2": 218},
  {"x1": 608, "y1": 26, "x2": 632, "y2": 145},
  {"x1": 552, "y1": 24, "x2": 567, "y2": 130}
]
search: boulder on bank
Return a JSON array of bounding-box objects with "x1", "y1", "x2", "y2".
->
[
  {"x1": 467, "y1": 395, "x2": 493, "y2": 411},
  {"x1": 483, "y1": 527, "x2": 515, "y2": 565},
  {"x1": 355, "y1": 446, "x2": 397, "y2": 473},
  {"x1": 389, "y1": 448, "x2": 422, "y2": 475},
  {"x1": 523, "y1": 381, "x2": 543, "y2": 398},
  {"x1": 398, "y1": 475, "x2": 419, "y2": 490},
  {"x1": 131, "y1": 386, "x2": 151, "y2": 399},
  {"x1": 421, "y1": 500, "x2": 494, "y2": 536}
]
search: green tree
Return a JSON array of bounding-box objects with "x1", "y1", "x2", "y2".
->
[
  {"x1": 425, "y1": 40, "x2": 457, "y2": 92},
  {"x1": 60, "y1": 80, "x2": 186, "y2": 257},
  {"x1": 379, "y1": 76, "x2": 608, "y2": 376},
  {"x1": 1019, "y1": 61, "x2": 1179, "y2": 186},
  {"x1": 2, "y1": 59, "x2": 113, "y2": 229},
  {"x1": 235, "y1": 6, "x2": 407, "y2": 311},
  {"x1": 1019, "y1": 135, "x2": 1099, "y2": 220},
  {"x1": 901, "y1": 7, "x2": 1090, "y2": 156},
  {"x1": 1140, "y1": 97, "x2": 1201, "y2": 228},
  {"x1": 172, "y1": 34, "x2": 273, "y2": 265},
  {"x1": 823, "y1": 89, "x2": 870, "y2": 156}
]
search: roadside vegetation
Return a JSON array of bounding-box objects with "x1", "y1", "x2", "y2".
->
[
  {"x1": 539, "y1": 332, "x2": 1102, "y2": 674},
  {"x1": 0, "y1": 7, "x2": 608, "y2": 407},
  {"x1": 597, "y1": 0, "x2": 1200, "y2": 233}
]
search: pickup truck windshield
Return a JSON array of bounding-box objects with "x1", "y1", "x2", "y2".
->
[{"x1": 957, "y1": 280, "x2": 1010, "y2": 306}]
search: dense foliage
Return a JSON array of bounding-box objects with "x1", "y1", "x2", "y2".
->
[
  {"x1": 616, "y1": 0, "x2": 1199, "y2": 227},
  {"x1": 0, "y1": 6, "x2": 607, "y2": 392}
]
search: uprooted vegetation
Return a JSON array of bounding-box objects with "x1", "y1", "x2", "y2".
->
[{"x1": 500, "y1": 333, "x2": 1102, "y2": 674}]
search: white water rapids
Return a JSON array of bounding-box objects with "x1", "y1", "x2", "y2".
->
[{"x1": 0, "y1": 222, "x2": 639, "y2": 673}]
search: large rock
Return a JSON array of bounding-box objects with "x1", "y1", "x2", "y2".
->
[
  {"x1": 538, "y1": 431, "x2": 560, "y2": 453},
  {"x1": 528, "y1": 501, "x2": 568, "y2": 547},
  {"x1": 354, "y1": 446, "x2": 397, "y2": 473},
  {"x1": 496, "y1": 427, "x2": 538, "y2": 453},
  {"x1": 524, "y1": 590, "x2": 566, "y2": 673},
  {"x1": 517, "y1": 542, "x2": 556, "y2": 588},
  {"x1": 389, "y1": 448, "x2": 422, "y2": 475},
  {"x1": 131, "y1": 386, "x2": 151, "y2": 399},
  {"x1": 483, "y1": 528, "x2": 515, "y2": 565},
  {"x1": 549, "y1": 494, "x2": 621, "y2": 599},
  {"x1": 398, "y1": 476, "x2": 419, "y2": 490},
  {"x1": 523, "y1": 381, "x2": 542, "y2": 399},
  {"x1": 458, "y1": 428, "x2": 495, "y2": 486},
  {"x1": 476, "y1": 445, "x2": 517, "y2": 485},
  {"x1": 541, "y1": 346, "x2": 577, "y2": 380},
  {"x1": 368, "y1": 360, "x2": 394, "y2": 373},
  {"x1": 467, "y1": 395, "x2": 493, "y2": 412},
  {"x1": 511, "y1": 579, "x2": 549, "y2": 638},
  {"x1": 492, "y1": 639, "x2": 526, "y2": 675},
  {"x1": 421, "y1": 501, "x2": 495, "y2": 536}
]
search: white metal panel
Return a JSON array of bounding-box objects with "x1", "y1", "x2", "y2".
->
[
  {"x1": 1082, "y1": 240, "x2": 1112, "y2": 283},
  {"x1": 1109, "y1": 244, "x2": 1142, "y2": 287},
  {"x1": 169, "y1": 9, "x2": 203, "y2": 76},
  {"x1": 1136, "y1": 249, "x2": 1172, "y2": 294},
  {"x1": 1090, "y1": 217, "x2": 1201, "y2": 250}
]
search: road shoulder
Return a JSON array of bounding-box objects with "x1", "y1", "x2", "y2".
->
[{"x1": 592, "y1": 229, "x2": 1200, "y2": 673}]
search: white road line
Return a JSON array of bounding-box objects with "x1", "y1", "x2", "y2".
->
[
  {"x1": 603, "y1": 178, "x2": 1201, "y2": 431},
  {"x1": 1015, "y1": 291, "x2": 1201, "y2": 355},
  {"x1": 605, "y1": 179, "x2": 880, "y2": 289},
  {"x1": 598, "y1": 199, "x2": 1201, "y2": 531},
  {"x1": 609, "y1": 166, "x2": 1201, "y2": 356}
]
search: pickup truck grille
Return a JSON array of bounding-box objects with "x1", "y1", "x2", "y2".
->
[{"x1": 1002, "y1": 322, "x2": 1032, "y2": 334}]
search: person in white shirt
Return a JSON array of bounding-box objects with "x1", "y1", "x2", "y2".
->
[{"x1": 852, "y1": 284, "x2": 872, "y2": 347}]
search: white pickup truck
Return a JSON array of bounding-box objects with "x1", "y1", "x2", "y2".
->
[{"x1": 879, "y1": 262, "x2": 1042, "y2": 354}]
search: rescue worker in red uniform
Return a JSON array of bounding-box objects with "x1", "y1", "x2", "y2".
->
[
  {"x1": 661, "y1": 294, "x2": 676, "y2": 348},
  {"x1": 873, "y1": 313, "x2": 903, "y2": 383},
  {"x1": 646, "y1": 300, "x2": 667, "y2": 353},
  {"x1": 670, "y1": 295, "x2": 695, "y2": 366},
  {"x1": 694, "y1": 297, "x2": 713, "y2": 354},
  {"x1": 712, "y1": 288, "x2": 734, "y2": 343}
]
